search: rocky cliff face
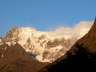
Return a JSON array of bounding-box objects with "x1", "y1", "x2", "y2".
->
[
  {"x1": 3, "y1": 26, "x2": 78, "y2": 62},
  {"x1": 39, "y1": 18, "x2": 96, "y2": 72},
  {"x1": 0, "y1": 43, "x2": 46, "y2": 72}
]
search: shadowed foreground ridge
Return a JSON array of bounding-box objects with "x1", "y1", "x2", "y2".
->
[
  {"x1": 39, "y1": 18, "x2": 96, "y2": 72},
  {"x1": 0, "y1": 43, "x2": 45, "y2": 72}
]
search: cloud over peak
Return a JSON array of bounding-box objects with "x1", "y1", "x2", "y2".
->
[{"x1": 48, "y1": 21, "x2": 93, "y2": 39}]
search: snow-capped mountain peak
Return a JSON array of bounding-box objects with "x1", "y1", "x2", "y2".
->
[{"x1": 2, "y1": 26, "x2": 90, "y2": 62}]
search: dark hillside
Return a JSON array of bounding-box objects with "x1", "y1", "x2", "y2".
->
[
  {"x1": 39, "y1": 18, "x2": 96, "y2": 72},
  {"x1": 0, "y1": 43, "x2": 46, "y2": 72}
]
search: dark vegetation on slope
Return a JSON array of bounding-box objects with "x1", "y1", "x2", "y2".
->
[{"x1": 39, "y1": 18, "x2": 96, "y2": 72}]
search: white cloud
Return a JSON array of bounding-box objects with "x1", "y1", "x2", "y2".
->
[{"x1": 47, "y1": 21, "x2": 93, "y2": 39}]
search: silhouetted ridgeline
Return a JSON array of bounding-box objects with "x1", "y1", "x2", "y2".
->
[{"x1": 39, "y1": 18, "x2": 96, "y2": 72}]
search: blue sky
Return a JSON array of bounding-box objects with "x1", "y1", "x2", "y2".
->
[{"x1": 0, "y1": 0, "x2": 96, "y2": 36}]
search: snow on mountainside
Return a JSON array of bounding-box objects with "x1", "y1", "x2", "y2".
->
[{"x1": 2, "y1": 23, "x2": 92, "y2": 62}]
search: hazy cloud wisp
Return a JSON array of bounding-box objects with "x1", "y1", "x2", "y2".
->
[{"x1": 47, "y1": 21, "x2": 93, "y2": 39}]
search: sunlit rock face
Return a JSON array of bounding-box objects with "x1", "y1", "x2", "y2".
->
[{"x1": 3, "y1": 22, "x2": 92, "y2": 62}]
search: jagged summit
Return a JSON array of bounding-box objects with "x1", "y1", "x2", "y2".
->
[
  {"x1": 3, "y1": 26, "x2": 78, "y2": 62},
  {"x1": 2, "y1": 21, "x2": 92, "y2": 62},
  {"x1": 39, "y1": 18, "x2": 96, "y2": 72}
]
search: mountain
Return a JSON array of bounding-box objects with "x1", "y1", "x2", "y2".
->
[
  {"x1": 0, "y1": 41, "x2": 46, "y2": 72},
  {"x1": 39, "y1": 18, "x2": 96, "y2": 72},
  {"x1": 3, "y1": 26, "x2": 82, "y2": 62}
]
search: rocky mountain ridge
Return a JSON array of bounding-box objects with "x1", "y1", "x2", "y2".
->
[
  {"x1": 0, "y1": 42, "x2": 46, "y2": 72},
  {"x1": 39, "y1": 18, "x2": 96, "y2": 72},
  {"x1": 2, "y1": 27, "x2": 79, "y2": 62},
  {"x1": 1, "y1": 23, "x2": 91, "y2": 62}
]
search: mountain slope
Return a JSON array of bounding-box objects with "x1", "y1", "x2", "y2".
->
[
  {"x1": 3, "y1": 27, "x2": 78, "y2": 62},
  {"x1": 39, "y1": 18, "x2": 96, "y2": 72},
  {"x1": 2, "y1": 21, "x2": 92, "y2": 63},
  {"x1": 0, "y1": 43, "x2": 46, "y2": 72}
]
